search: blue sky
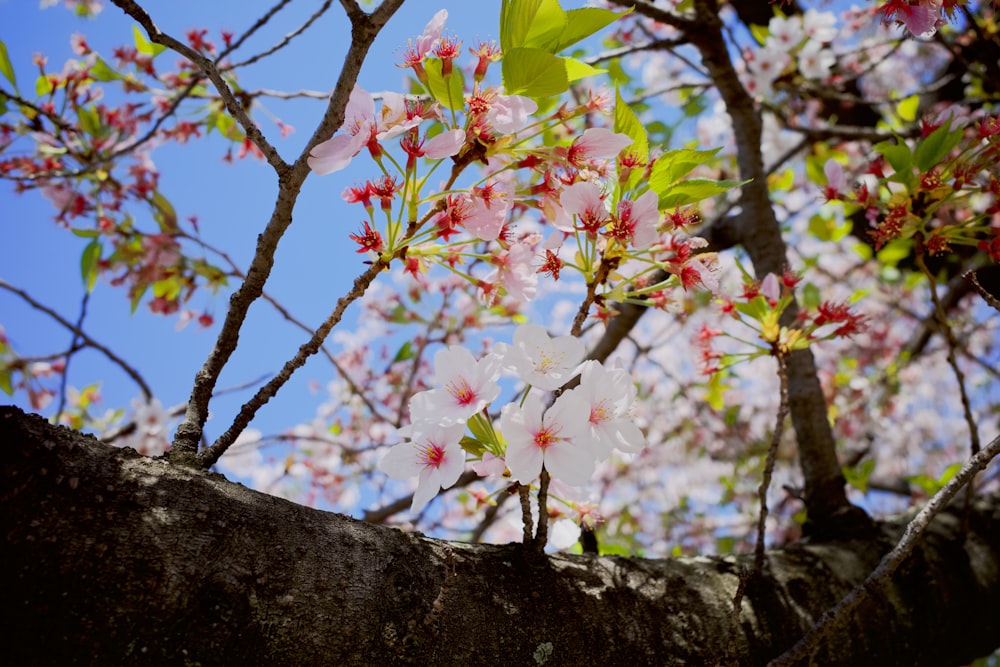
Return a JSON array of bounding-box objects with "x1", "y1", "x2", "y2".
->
[{"x1": 0, "y1": 1, "x2": 530, "y2": 444}]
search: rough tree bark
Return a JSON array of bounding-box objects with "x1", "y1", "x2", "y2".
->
[{"x1": 4, "y1": 406, "x2": 1000, "y2": 666}]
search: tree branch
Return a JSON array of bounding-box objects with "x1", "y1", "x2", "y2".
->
[
  {"x1": 110, "y1": 0, "x2": 288, "y2": 173},
  {"x1": 770, "y1": 430, "x2": 1000, "y2": 666},
  {"x1": 675, "y1": 0, "x2": 853, "y2": 526},
  {"x1": 167, "y1": 0, "x2": 405, "y2": 462},
  {"x1": 0, "y1": 279, "x2": 152, "y2": 401},
  {"x1": 5, "y1": 406, "x2": 1000, "y2": 666}
]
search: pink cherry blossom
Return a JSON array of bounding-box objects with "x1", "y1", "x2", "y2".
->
[
  {"x1": 487, "y1": 242, "x2": 538, "y2": 302},
  {"x1": 487, "y1": 94, "x2": 538, "y2": 134},
  {"x1": 415, "y1": 9, "x2": 447, "y2": 60},
  {"x1": 462, "y1": 180, "x2": 512, "y2": 241},
  {"x1": 802, "y1": 9, "x2": 838, "y2": 43},
  {"x1": 408, "y1": 346, "x2": 502, "y2": 426},
  {"x1": 746, "y1": 47, "x2": 790, "y2": 99},
  {"x1": 379, "y1": 92, "x2": 437, "y2": 139},
  {"x1": 423, "y1": 129, "x2": 466, "y2": 159},
  {"x1": 823, "y1": 158, "x2": 848, "y2": 199},
  {"x1": 560, "y1": 360, "x2": 646, "y2": 459},
  {"x1": 308, "y1": 86, "x2": 377, "y2": 175},
  {"x1": 797, "y1": 40, "x2": 835, "y2": 80},
  {"x1": 500, "y1": 323, "x2": 584, "y2": 391},
  {"x1": 471, "y1": 451, "x2": 507, "y2": 477},
  {"x1": 767, "y1": 15, "x2": 805, "y2": 49},
  {"x1": 378, "y1": 422, "x2": 466, "y2": 513},
  {"x1": 610, "y1": 190, "x2": 660, "y2": 249},
  {"x1": 560, "y1": 181, "x2": 610, "y2": 234},
  {"x1": 760, "y1": 272, "x2": 781, "y2": 305},
  {"x1": 566, "y1": 128, "x2": 633, "y2": 166},
  {"x1": 501, "y1": 396, "x2": 595, "y2": 486}
]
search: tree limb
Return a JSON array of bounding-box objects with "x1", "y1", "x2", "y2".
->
[{"x1": 4, "y1": 406, "x2": 1000, "y2": 666}]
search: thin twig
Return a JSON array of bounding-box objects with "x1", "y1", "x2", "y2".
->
[
  {"x1": 519, "y1": 484, "x2": 534, "y2": 545},
  {"x1": 54, "y1": 290, "x2": 91, "y2": 420},
  {"x1": 730, "y1": 351, "x2": 790, "y2": 652},
  {"x1": 197, "y1": 258, "x2": 388, "y2": 467},
  {"x1": 915, "y1": 246, "x2": 981, "y2": 511},
  {"x1": 177, "y1": 228, "x2": 393, "y2": 423},
  {"x1": 110, "y1": 0, "x2": 288, "y2": 172},
  {"x1": 167, "y1": 0, "x2": 405, "y2": 461},
  {"x1": 0, "y1": 279, "x2": 152, "y2": 400},
  {"x1": 534, "y1": 468, "x2": 551, "y2": 551},
  {"x1": 226, "y1": 1, "x2": 334, "y2": 71},
  {"x1": 769, "y1": 431, "x2": 1000, "y2": 667},
  {"x1": 967, "y1": 268, "x2": 1000, "y2": 313},
  {"x1": 218, "y1": 0, "x2": 295, "y2": 61}
]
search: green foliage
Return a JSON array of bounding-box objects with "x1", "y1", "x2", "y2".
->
[
  {"x1": 392, "y1": 341, "x2": 414, "y2": 363},
  {"x1": 914, "y1": 120, "x2": 962, "y2": 172},
  {"x1": 80, "y1": 239, "x2": 101, "y2": 292},
  {"x1": 908, "y1": 462, "x2": 962, "y2": 496},
  {"x1": 501, "y1": 48, "x2": 568, "y2": 98},
  {"x1": 842, "y1": 459, "x2": 875, "y2": 493},
  {"x1": 425, "y1": 58, "x2": 465, "y2": 110},
  {"x1": 657, "y1": 178, "x2": 746, "y2": 209},
  {"x1": 132, "y1": 24, "x2": 167, "y2": 57},
  {"x1": 0, "y1": 39, "x2": 17, "y2": 89},
  {"x1": 873, "y1": 139, "x2": 913, "y2": 187},
  {"x1": 499, "y1": 0, "x2": 621, "y2": 98}
]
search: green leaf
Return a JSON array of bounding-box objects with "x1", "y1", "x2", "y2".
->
[
  {"x1": 805, "y1": 153, "x2": 826, "y2": 187},
  {"x1": 0, "y1": 39, "x2": 16, "y2": 89},
  {"x1": 523, "y1": 0, "x2": 567, "y2": 50},
  {"x1": 553, "y1": 7, "x2": 623, "y2": 52},
  {"x1": 133, "y1": 25, "x2": 166, "y2": 57},
  {"x1": 210, "y1": 111, "x2": 242, "y2": 141},
  {"x1": 614, "y1": 87, "x2": 647, "y2": 160},
  {"x1": 76, "y1": 105, "x2": 102, "y2": 137},
  {"x1": 658, "y1": 178, "x2": 746, "y2": 209},
  {"x1": 35, "y1": 73, "x2": 53, "y2": 96},
  {"x1": 802, "y1": 282, "x2": 821, "y2": 309},
  {"x1": 500, "y1": 0, "x2": 544, "y2": 52},
  {"x1": 459, "y1": 436, "x2": 487, "y2": 457},
  {"x1": 648, "y1": 147, "x2": 722, "y2": 194},
  {"x1": 914, "y1": 120, "x2": 962, "y2": 172},
  {"x1": 89, "y1": 57, "x2": 123, "y2": 82},
  {"x1": 876, "y1": 238, "x2": 912, "y2": 266},
  {"x1": 563, "y1": 56, "x2": 603, "y2": 83},
  {"x1": 843, "y1": 459, "x2": 875, "y2": 493},
  {"x1": 809, "y1": 214, "x2": 851, "y2": 242},
  {"x1": 873, "y1": 140, "x2": 912, "y2": 180},
  {"x1": 895, "y1": 94, "x2": 919, "y2": 122},
  {"x1": 130, "y1": 282, "x2": 148, "y2": 314},
  {"x1": 750, "y1": 23, "x2": 769, "y2": 46},
  {"x1": 0, "y1": 366, "x2": 12, "y2": 395},
  {"x1": 150, "y1": 190, "x2": 177, "y2": 231},
  {"x1": 502, "y1": 47, "x2": 568, "y2": 98},
  {"x1": 392, "y1": 341, "x2": 414, "y2": 363},
  {"x1": 769, "y1": 168, "x2": 795, "y2": 192},
  {"x1": 705, "y1": 371, "x2": 728, "y2": 411},
  {"x1": 467, "y1": 416, "x2": 496, "y2": 450},
  {"x1": 424, "y1": 58, "x2": 465, "y2": 110},
  {"x1": 80, "y1": 238, "x2": 101, "y2": 292}
]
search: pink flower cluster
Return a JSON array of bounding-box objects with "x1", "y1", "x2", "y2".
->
[{"x1": 378, "y1": 324, "x2": 646, "y2": 513}]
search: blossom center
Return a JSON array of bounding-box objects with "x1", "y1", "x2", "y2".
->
[
  {"x1": 533, "y1": 425, "x2": 561, "y2": 450},
  {"x1": 448, "y1": 378, "x2": 477, "y2": 406},
  {"x1": 417, "y1": 442, "x2": 446, "y2": 469},
  {"x1": 589, "y1": 402, "x2": 610, "y2": 426}
]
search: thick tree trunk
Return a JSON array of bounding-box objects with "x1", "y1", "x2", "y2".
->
[{"x1": 3, "y1": 405, "x2": 1000, "y2": 666}]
